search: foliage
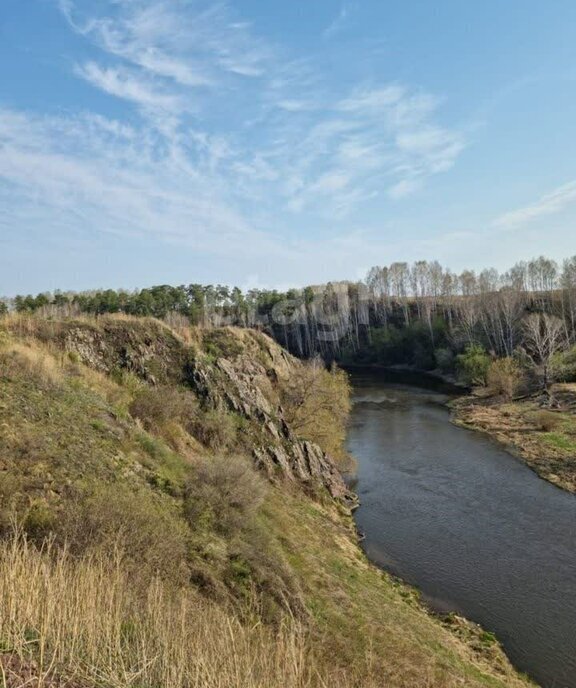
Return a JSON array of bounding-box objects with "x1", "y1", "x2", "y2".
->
[
  {"x1": 202, "y1": 329, "x2": 244, "y2": 359},
  {"x1": 60, "y1": 485, "x2": 191, "y2": 584},
  {"x1": 280, "y1": 358, "x2": 351, "y2": 466},
  {"x1": 486, "y1": 357, "x2": 523, "y2": 399},
  {"x1": 189, "y1": 408, "x2": 238, "y2": 451},
  {"x1": 456, "y1": 345, "x2": 491, "y2": 386},
  {"x1": 184, "y1": 456, "x2": 266, "y2": 537},
  {"x1": 4, "y1": 253, "x2": 576, "y2": 373},
  {"x1": 551, "y1": 345, "x2": 576, "y2": 382},
  {"x1": 129, "y1": 385, "x2": 199, "y2": 432}
]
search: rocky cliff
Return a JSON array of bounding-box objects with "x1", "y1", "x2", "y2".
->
[{"x1": 27, "y1": 317, "x2": 356, "y2": 506}]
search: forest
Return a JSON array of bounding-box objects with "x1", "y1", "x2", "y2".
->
[{"x1": 4, "y1": 254, "x2": 576, "y2": 388}]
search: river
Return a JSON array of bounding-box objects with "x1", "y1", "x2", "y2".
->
[{"x1": 346, "y1": 370, "x2": 576, "y2": 688}]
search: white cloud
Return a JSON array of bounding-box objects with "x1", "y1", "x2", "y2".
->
[
  {"x1": 0, "y1": 0, "x2": 470, "y2": 280},
  {"x1": 0, "y1": 108, "x2": 264, "y2": 255},
  {"x1": 263, "y1": 84, "x2": 465, "y2": 214},
  {"x1": 494, "y1": 181, "x2": 576, "y2": 229},
  {"x1": 61, "y1": 0, "x2": 270, "y2": 87},
  {"x1": 75, "y1": 62, "x2": 182, "y2": 110},
  {"x1": 56, "y1": 2, "x2": 466, "y2": 217}
]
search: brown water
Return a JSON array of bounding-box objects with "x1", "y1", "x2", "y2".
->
[{"x1": 347, "y1": 371, "x2": 576, "y2": 688}]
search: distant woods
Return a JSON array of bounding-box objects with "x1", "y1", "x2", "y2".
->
[{"x1": 3, "y1": 255, "x2": 576, "y2": 386}]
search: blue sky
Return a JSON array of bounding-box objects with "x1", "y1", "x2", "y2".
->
[{"x1": 1, "y1": 0, "x2": 576, "y2": 294}]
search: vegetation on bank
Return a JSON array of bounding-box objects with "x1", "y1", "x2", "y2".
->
[
  {"x1": 0, "y1": 315, "x2": 532, "y2": 687},
  {"x1": 452, "y1": 386, "x2": 576, "y2": 494},
  {"x1": 448, "y1": 309, "x2": 576, "y2": 493}
]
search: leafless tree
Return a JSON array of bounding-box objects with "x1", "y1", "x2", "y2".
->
[{"x1": 522, "y1": 313, "x2": 566, "y2": 391}]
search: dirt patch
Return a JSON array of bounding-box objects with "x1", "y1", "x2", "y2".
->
[{"x1": 0, "y1": 654, "x2": 89, "y2": 688}]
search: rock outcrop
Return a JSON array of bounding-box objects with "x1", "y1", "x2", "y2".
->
[{"x1": 32, "y1": 318, "x2": 356, "y2": 506}]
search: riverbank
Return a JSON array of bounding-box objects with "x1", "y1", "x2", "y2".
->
[{"x1": 450, "y1": 384, "x2": 576, "y2": 494}]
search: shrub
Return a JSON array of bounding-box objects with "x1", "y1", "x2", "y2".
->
[
  {"x1": 129, "y1": 385, "x2": 198, "y2": 432},
  {"x1": 412, "y1": 342, "x2": 435, "y2": 370},
  {"x1": 435, "y1": 347, "x2": 454, "y2": 373},
  {"x1": 189, "y1": 408, "x2": 238, "y2": 451},
  {"x1": 23, "y1": 500, "x2": 57, "y2": 542},
  {"x1": 130, "y1": 387, "x2": 238, "y2": 452},
  {"x1": 530, "y1": 410, "x2": 563, "y2": 432},
  {"x1": 456, "y1": 345, "x2": 491, "y2": 386},
  {"x1": 184, "y1": 455, "x2": 266, "y2": 537},
  {"x1": 202, "y1": 329, "x2": 244, "y2": 360},
  {"x1": 550, "y1": 345, "x2": 576, "y2": 382},
  {"x1": 486, "y1": 357, "x2": 523, "y2": 399},
  {"x1": 280, "y1": 358, "x2": 351, "y2": 465},
  {"x1": 60, "y1": 485, "x2": 190, "y2": 585},
  {"x1": 183, "y1": 457, "x2": 300, "y2": 614}
]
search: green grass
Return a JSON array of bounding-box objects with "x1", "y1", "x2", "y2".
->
[{"x1": 543, "y1": 432, "x2": 576, "y2": 451}]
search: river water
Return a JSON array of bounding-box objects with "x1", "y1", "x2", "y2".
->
[{"x1": 347, "y1": 371, "x2": 576, "y2": 688}]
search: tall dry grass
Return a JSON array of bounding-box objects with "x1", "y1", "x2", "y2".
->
[{"x1": 0, "y1": 535, "x2": 328, "y2": 688}]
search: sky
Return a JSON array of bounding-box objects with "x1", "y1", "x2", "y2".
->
[{"x1": 1, "y1": 0, "x2": 576, "y2": 295}]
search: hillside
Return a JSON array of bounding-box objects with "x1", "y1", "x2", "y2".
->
[{"x1": 0, "y1": 315, "x2": 533, "y2": 687}]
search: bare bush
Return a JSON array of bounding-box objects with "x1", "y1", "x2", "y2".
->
[
  {"x1": 522, "y1": 313, "x2": 566, "y2": 390},
  {"x1": 184, "y1": 455, "x2": 266, "y2": 537},
  {"x1": 188, "y1": 408, "x2": 238, "y2": 451},
  {"x1": 129, "y1": 385, "x2": 198, "y2": 432},
  {"x1": 486, "y1": 358, "x2": 523, "y2": 399},
  {"x1": 530, "y1": 410, "x2": 563, "y2": 432},
  {"x1": 59, "y1": 485, "x2": 191, "y2": 585},
  {"x1": 280, "y1": 358, "x2": 351, "y2": 465}
]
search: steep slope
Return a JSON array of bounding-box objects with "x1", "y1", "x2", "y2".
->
[
  {"x1": 17, "y1": 317, "x2": 354, "y2": 503},
  {"x1": 0, "y1": 315, "x2": 534, "y2": 688}
]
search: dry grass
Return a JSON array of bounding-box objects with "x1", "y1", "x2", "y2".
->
[
  {"x1": 0, "y1": 341, "x2": 63, "y2": 388},
  {"x1": 0, "y1": 535, "x2": 334, "y2": 688},
  {"x1": 529, "y1": 410, "x2": 563, "y2": 432},
  {"x1": 0, "y1": 529, "x2": 527, "y2": 688},
  {"x1": 453, "y1": 396, "x2": 576, "y2": 493}
]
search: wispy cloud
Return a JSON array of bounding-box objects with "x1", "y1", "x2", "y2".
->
[
  {"x1": 61, "y1": 0, "x2": 270, "y2": 87},
  {"x1": 0, "y1": 0, "x2": 469, "y2": 280},
  {"x1": 75, "y1": 62, "x2": 182, "y2": 110},
  {"x1": 0, "y1": 108, "x2": 261, "y2": 253},
  {"x1": 264, "y1": 83, "x2": 465, "y2": 215},
  {"x1": 494, "y1": 180, "x2": 576, "y2": 229},
  {"x1": 323, "y1": 3, "x2": 350, "y2": 40}
]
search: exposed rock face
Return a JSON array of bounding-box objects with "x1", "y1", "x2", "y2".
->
[
  {"x1": 37, "y1": 319, "x2": 356, "y2": 506},
  {"x1": 185, "y1": 334, "x2": 357, "y2": 506}
]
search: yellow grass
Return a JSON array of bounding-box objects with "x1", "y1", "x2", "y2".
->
[{"x1": 0, "y1": 535, "x2": 332, "y2": 688}]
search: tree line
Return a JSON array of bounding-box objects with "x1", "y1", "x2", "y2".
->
[{"x1": 3, "y1": 255, "x2": 576, "y2": 386}]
